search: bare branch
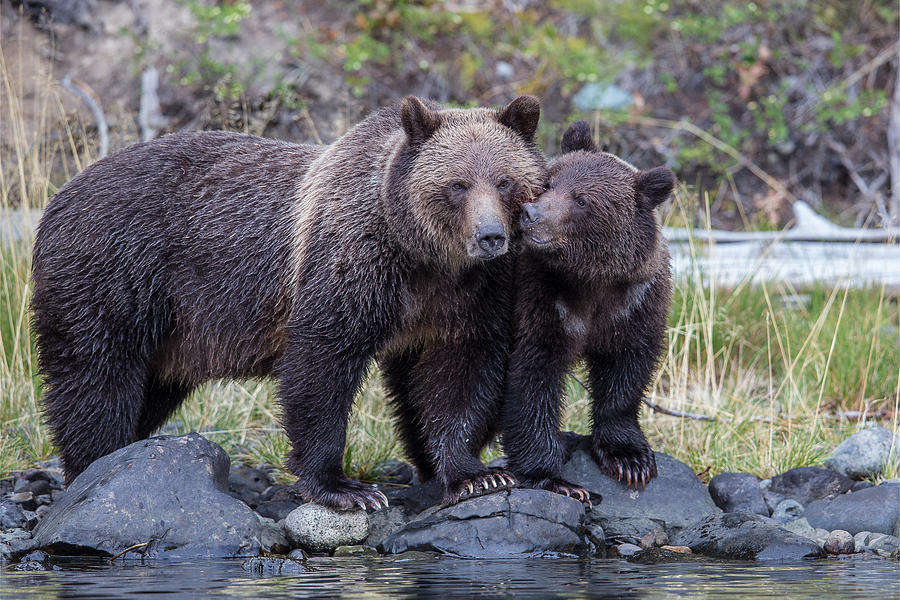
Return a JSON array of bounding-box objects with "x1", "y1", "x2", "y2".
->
[{"x1": 61, "y1": 73, "x2": 108, "y2": 158}]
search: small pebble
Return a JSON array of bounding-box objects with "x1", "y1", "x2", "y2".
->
[
  {"x1": 616, "y1": 543, "x2": 642, "y2": 558},
  {"x1": 823, "y1": 530, "x2": 855, "y2": 554},
  {"x1": 333, "y1": 545, "x2": 378, "y2": 557},
  {"x1": 660, "y1": 545, "x2": 692, "y2": 554}
]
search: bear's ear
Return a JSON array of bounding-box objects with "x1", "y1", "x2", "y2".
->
[
  {"x1": 560, "y1": 120, "x2": 597, "y2": 153},
  {"x1": 497, "y1": 95, "x2": 540, "y2": 143},
  {"x1": 636, "y1": 166, "x2": 676, "y2": 208},
  {"x1": 401, "y1": 96, "x2": 441, "y2": 147}
]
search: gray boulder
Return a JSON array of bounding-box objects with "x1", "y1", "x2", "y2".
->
[
  {"x1": 805, "y1": 483, "x2": 900, "y2": 535},
  {"x1": 825, "y1": 427, "x2": 899, "y2": 480},
  {"x1": 559, "y1": 435, "x2": 719, "y2": 540},
  {"x1": 771, "y1": 499, "x2": 805, "y2": 524},
  {"x1": 283, "y1": 503, "x2": 369, "y2": 553},
  {"x1": 0, "y1": 499, "x2": 27, "y2": 529},
  {"x1": 671, "y1": 512, "x2": 824, "y2": 560},
  {"x1": 708, "y1": 472, "x2": 767, "y2": 515},
  {"x1": 381, "y1": 489, "x2": 586, "y2": 558},
  {"x1": 767, "y1": 467, "x2": 854, "y2": 506},
  {"x1": 365, "y1": 506, "x2": 409, "y2": 548},
  {"x1": 28, "y1": 434, "x2": 276, "y2": 558}
]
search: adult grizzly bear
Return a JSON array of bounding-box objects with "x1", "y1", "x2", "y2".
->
[
  {"x1": 502, "y1": 120, "x2": 675, "y2": 498},
  {"x1": 32, "y1": 96, "x2": 545, "y2": 509}
]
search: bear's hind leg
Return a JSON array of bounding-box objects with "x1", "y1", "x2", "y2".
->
[
  {"x1": 136, "y1": 376, "x2": 194, "y2": 439},
  {"x1": 379, "y1": 348, "x2": 436, "y2": 482},
  {"x1": 41, "y1": 354, "x2": 149, "y2": 484}
]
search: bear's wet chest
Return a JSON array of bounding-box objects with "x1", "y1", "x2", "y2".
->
[
  {"x1": 555, "y1": 281, "x2": 646, "y2": 350},
  {"x1": 389, "y1": 267, "x2": 486, "y2": 349}
]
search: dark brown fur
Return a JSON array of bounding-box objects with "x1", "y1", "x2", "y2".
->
[
  {"x1": 502, "y1": 120, "x2": 675, "y2": 497},
  {"x1": 31, "y1": 97, "x2": 546, "y2": 509}
]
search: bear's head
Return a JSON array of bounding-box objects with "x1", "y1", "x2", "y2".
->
[
  {"x1": 387, "y1": 95, "x2": 546, "y2": 265},
  {"x1": 519, "y1": 120, "x2": 675, "y2": 280}
]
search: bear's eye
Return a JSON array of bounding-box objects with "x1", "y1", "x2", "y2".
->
[
  {"x1": 575, "y1": 195, "x2": 587, "y2": 208},
  {"x1": 451, "y1": 182, "x2": 468, "y2": 192},
  {"x1": 497, "y1": 179, "x2": 510, "y2": 190}
]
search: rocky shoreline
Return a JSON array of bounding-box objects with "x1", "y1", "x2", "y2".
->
[{"x1": 2, "y1": 428, "x2": 898, "y2": 571}]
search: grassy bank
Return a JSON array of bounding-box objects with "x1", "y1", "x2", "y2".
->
[
  {"x1": 1, "y1": 49, "x2": 897, "y2": 485},
  {"x1": 3, "y1": 221, "x2": 898, "y2": 482}
]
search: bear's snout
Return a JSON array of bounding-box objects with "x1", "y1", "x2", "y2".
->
[
  {"x1": 521, "y1": 203, "x2": 541, "y2": 226},
  {"x1": 475, "y1": 223, "x2": 507, "y2": 255}
]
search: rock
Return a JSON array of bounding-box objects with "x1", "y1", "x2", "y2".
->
[
  {"x1": 373, "y1": 460, "x2": 416, "y2": 485},
  {"x1": 616, "y1": 543, "x2": 642, "y2": 557},
  {"x1": 851, "y1": 480, "x2": 874, "y2": 492},
  {"x1": 806, "y1": 483, "x2": 900, "y2": 535},
  {"x1": 671, "y1": 512, "x2": 824, "y2": 561},
  {"x1": 708, "y1": 472, "x2": 768, "y2": 515},
  {"x1": 823, "y1": 530, "x2": 854, "y2": 554},
  {"x1": 8, "y1": 549, "x2": 61, "y2": 572},
  {"x1": 256, "y1": 484, "x2": 305, "y2": 505},
  {"x1": 10, "y1": 491, "x2": 36, "y2": 511},
  {"x1": 332, "y1": 544, "x2": 378, "y2": 557},
  {"x1": 585, "y1": 521, "x2": 606, "y2": 554},
  {"x1": 559, "y1": 435, "x2": 719, "y2": 540},
  {"x1": 661, "y1": 545, "x2": 692, "y2": 553},
  {"x1": 825, "y1": 427, "x2": 899, "y2": 479},
  {"x1": 573, "y1": 82, "x2": 634, "y2": 112},
  {"x1": 29, "y1": 434, "x2": 273, "y2": 558},
  {"x1": 781, "y1": 517, "x2": 818, "y2": 540},
  {"x1": 639, "y1": 529, "x2": 669, "y2": 549},
  {"x1": 257, "y1": 516, "x2": 290, "y2": 554},
  {"x1": 287, "y1": 548, "x2": 308, "y2": 561},
  {"x1": 869, "y1": 534, "x2": 900, "y2": 554},
  {"x1": 365, "y1": 506, "x2": 408, "y2": 549},
  {"x1": 385, "y1": 480, "x2": 443, "y2": 515},
  {"x1": 381, "y1": 489, "x2": 585, "y2": 558},
  {"x1": 626, "y1": 547, "x2": 702, "y2": 564},
  {"x1": 768, "y1": 467, "x2": 854, "y2": 506},
  {"x1": 852, "y1": 530, "x2": 895, "y2": 552},
  {"x1": 228, "y1": 466, "x2": 272, "y2": 506},
  {"x1": 284, "y1": 503, "x2": 369, "y2": 553},
  {"x1": 241, "y1": 557, "x2": 307, "y2": 575},
  {"x1": 0, "y1": 499, "x2": 27, "y2": 529},
  {"x1": 255, "y1": 500, "x2": 302, "y2": 522},
  {"x1": 771, "y1": 499, "x2": 805, "y2": 524}
]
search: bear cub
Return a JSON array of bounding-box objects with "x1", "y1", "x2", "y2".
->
[{"x1": 502, "y1": 120, "x2": 675, "y2": 497}]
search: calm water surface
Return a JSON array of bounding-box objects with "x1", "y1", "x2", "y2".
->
[{"x1": 2, "y1": 556, "x2": 899, "y2": 599}]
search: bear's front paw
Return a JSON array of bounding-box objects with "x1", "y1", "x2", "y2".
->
[
  {"x1": 591, "y1": 439, "x2": 658, "y2": 490},
  {"x1": 296, "y1": 477, "x2": 388, "y2": 511},
  {"x1": 443, "y1": 469, "x2": 517, "y2": 506}
]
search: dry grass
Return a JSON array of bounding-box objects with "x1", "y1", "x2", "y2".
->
[{"x1": 1, "y1": 41, "x2": 897, "y2": 483}]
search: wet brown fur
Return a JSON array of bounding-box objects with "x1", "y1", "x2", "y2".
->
[
  {"x1": 502, "y1": 120, "x2": 675, "y2": 496},
  {"x1": 31, "y1": 97, "x2": 546, "y2": 510}
]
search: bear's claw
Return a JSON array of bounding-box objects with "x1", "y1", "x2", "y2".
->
[
  {"x1": 444, "y1": 469, "x2": 518, "y2": 505},
  {"x1": 297, "y1": 478, "x2": 389, "y2": 511},
  {"x1": 592, "y1": 440, "x2": 658, "y2": 490}
]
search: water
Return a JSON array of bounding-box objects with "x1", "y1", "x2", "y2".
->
[{"x1": 2, "y1": 556, "x2": 898, "y2": 599}]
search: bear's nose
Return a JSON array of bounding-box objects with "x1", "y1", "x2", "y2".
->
[
  {"x1": 521, "y1": 203, "x2": 540, "y2": 225},
  {"x1": 476, "y1": 224, "x2": 507, "y2": 253}
]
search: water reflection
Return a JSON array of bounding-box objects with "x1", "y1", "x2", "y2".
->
[{"x1": 2, "y1": 556, "x2": 898, "y2": 599}]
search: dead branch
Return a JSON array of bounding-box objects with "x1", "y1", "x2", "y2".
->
[
  {"x1": 106, "y1": 541, "x2": 149, "y2": 563},
  {"x1": 139, "y1": 68, "x2": 168, "y2": 142},
  {"x1": 566, "y1": 370, "x2": 719, "y2": 422},
  {"x1": 61, "y1": 73, "x2": 108, "y2": 158},
  {"x1": 889, "y1": 48, "x2": 900, "y2": 225}
]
